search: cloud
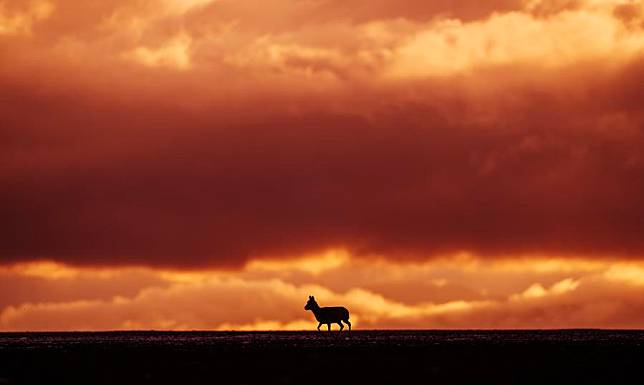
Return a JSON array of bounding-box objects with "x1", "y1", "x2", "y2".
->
[
  {"x1": 123, "y1": 32, "x2": 192, "y2": 69},
  {"x1": 3, "y1": 66, "x2": 644, "y2": 267},
  {"x1": 1, "y1": 0, "x2": 644, "y2": 268},
  {"x1": 387, "y1": 7, "x2": 644, "y2": 77},
  {"x1": 4, "y1": 257, "x2": 644, "y2": 330},
  {"x1": 0, "y1": 0, "x2": 53, "y2": 35},
  {"x1": 510, "y1": 278, "x2": 580, "y2": 300},
  {"x1": 0, "y1": 271, "x2": 492, "y2": 331},
  {"x1": 0, "y1": 262, "x2": 169, "y2": 310}
]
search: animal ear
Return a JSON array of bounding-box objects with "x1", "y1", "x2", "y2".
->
[{"x1": 309, "y1": 295, "x2": 313, "y2": 299}]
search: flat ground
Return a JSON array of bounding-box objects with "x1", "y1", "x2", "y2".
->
[{"x1": 1, "y1": 330, "x2": 643, "y2": 384}]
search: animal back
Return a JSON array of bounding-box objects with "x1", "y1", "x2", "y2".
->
[{"x1": 316, "y1": 306, "x2": 349, "y2": 322}]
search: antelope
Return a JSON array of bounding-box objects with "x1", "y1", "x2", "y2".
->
[{"x1": 304, "y1": 295, "x2": 351, "y2": 332}]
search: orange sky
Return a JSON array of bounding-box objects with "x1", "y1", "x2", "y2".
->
[{"x1": 1, "y1": 0, "x2": 644, "y2": 330}]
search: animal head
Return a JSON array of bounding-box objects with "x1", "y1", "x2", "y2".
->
[{"x1": 304, "y1": 295, "x2": 317, "y2": 311}]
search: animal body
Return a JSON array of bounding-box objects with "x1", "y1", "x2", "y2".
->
[{"x1": 304, "y1": 295, "x2": 351, "y2": 332}]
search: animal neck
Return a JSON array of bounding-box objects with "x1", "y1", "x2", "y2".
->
[{"x1": 309, "y1": 303, "x2": 321, "y2": 315}]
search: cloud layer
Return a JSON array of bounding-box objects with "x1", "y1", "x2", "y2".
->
[
  {"x1": 4, "y1": 256, "x2": 644, "y2": 330},
  {"x1": 2, "y1": 0, "x2": 644, "y2": 267}
]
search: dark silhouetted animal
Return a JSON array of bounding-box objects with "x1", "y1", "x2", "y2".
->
[{"x1": 304, "y1": 295, "x2": 351, "y2": 332}]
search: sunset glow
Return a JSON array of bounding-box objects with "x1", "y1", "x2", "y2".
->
[
  {"x1": 2, "y1": 0, "x2": 644, "y2": 330},
  {"x1": 4, "y1": 254, "x2": 644, "y2": 330}
]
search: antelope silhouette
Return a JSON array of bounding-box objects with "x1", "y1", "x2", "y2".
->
[{"x1": 304, "y1": 295, "x2": 351, "y2": 332}]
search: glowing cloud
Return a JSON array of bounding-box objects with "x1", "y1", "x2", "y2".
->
[
  {"x1": 124, "y1": 32, "x2": 192, "y2": 69},
  {"x1": 0, "y1": 0, "x2": 53, "y2": 35}
]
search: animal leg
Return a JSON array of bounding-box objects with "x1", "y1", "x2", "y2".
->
[
  {"x1": 337, "y1": 322, "x2": 344, "y2": 332},
  {"x1": 317, "y1": 322, "x2": 322, "y2": 331},
  {"x1": 344, "y1": 320, "x2": 351, "y2": 331},
  {"x1": 327, "y1": 323, "x2": 331, "y2": 331}
]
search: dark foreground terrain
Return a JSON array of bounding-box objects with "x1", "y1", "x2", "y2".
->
[{"x1": 1, "y1": 330, "x2": 643, "y2": 384}]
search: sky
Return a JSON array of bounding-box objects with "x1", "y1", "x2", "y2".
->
[{"x1": 1, "y1": 0, "x2": 644, "y2": 331}]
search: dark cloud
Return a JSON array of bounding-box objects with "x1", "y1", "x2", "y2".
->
[
  {"x1": 1, "y1": 60, "x2": 644, "y2": 268},
  {"x1": 1, "y1": 0, "x2": 644, "y2": 267}
]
